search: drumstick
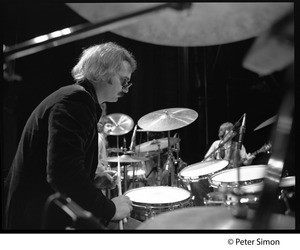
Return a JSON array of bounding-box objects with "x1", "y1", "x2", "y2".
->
[{"x1": 116, "y1": 155, "x2": 127, "y2": 229}]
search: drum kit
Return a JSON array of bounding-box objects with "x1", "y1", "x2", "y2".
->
[
  {"x1": 103, "y1": 107, "x2": 198, "y2": 190},
  {"x1": 3, "y1": 2, "x2": 294, "y2": 230},
  {"x1": 102, "y1": 108, "x2": 295, "y2": 229}
]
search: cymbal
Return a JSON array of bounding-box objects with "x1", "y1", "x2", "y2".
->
[
  {"x1": 138, "y1": 108, "x2": 198, "y2": 132},
  {"x1": 107, "y1": 113, "x2": 134, "y2": 135},
  {"x1": 67, "y1": 3, "x2": 293, "y2": 46},
  {"x1": 137, "y1": 206, "x2": 295, "y2": 230},
  {"x1": 135, "y1": 137, "x2": 179, "y2": 152},
  {"x1": 136, "y1": 129, "x2": 151, "y2": 132},
  {"x1": 107, "y1": 147, "x2": 123, "y2": 153},
  {"x1": 254, "y1": 115, "x2": 277, "y2": 131},
  {"x1": 103, "y1": 154, "x2": 148, "y2": 163}
]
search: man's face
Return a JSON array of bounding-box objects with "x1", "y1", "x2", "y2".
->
[
  {"x1": 104, "y1": 60, "x2": 133, "y2": 102},
  {"x1": 103, "y1": 123, "x2": 113, "y2": 135},
  {"x1": 218, "y1": 127, "x2": 230, "y2": 139}
]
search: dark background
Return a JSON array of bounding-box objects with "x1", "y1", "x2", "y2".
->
[{"x1": 2, "y1": 3, "x2": 290, "y2": 179}]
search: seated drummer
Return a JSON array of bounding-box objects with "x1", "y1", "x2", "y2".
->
[
  {"x1": 203, "y1": 122, "x2": 254, "y2": 168},
  {"x1": 190, "y1": 122, "x2": 254, "y2": 206}
]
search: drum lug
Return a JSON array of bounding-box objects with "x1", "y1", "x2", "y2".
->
[{"x1": 145, "y1": 205, "x2": 156, "y2": 220}]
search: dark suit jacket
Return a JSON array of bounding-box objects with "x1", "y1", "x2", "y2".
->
[{"x1": 5, "y1": 80, "x2": 115, "y2": 229}]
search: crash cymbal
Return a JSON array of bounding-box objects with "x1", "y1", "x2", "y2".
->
[
  {"x1": 107, "y1": 113, "x2": 134, "y2": 135},
  {"x1": 67, "y1": 3, "x2": 293, "y2": 46},
  {"x1": 254, "y1": 115, "x2": 277, "y2": 131},
  {"x1": 137, "y1": 206, "x2": 295, "y2": 230},
  {"x1": 103, "y1": 154, "x2": 148, "y2": 163},
  {"x1": 138, "y1": 108, "x2": 198, "y2": 132},
  {"x1": 135, "y1": 137, "x2": 179, "y2": 152}
]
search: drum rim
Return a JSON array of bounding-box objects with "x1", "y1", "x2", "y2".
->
[
  {"x1": 279, "y1": 176, "x2": 295, "y2": 187},
  {"x1": 178, "y1": 159, "x2": 228, "y2": 179}
]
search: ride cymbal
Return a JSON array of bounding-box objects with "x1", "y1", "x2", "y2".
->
[
  {"x1": 138, "y1": 108, "x2": 198, "y2": 132},
  {"x1": 67, "y1": 3, "x2": 293, "y2": 46},
  {"x1": 107, "y1": 113, "x2": 134, "y2": 135}
]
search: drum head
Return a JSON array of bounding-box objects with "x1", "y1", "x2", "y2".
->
[
  {"x1": 210, "y1": 165, "x2": 267, "y2": 188},
  {"x1": 179, "y1": 160, "x2": 228, "y2": 179},
  {"x1": 124, "y1": 186, "x2": 190, "y2": 204}
]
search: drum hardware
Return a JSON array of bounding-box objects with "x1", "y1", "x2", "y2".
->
[
  {"x1": 278, "y1": 189, "x2": 294, "y2": 216},
  {"x1": 138, "y1": 107, "x2": 198, "y2": 186},
  {"x1": 103, "y1": 154, "x2": 148, "y2": 192},
  {"x1": 278, "y1": 176, "x2": 295, "y2": 216}
]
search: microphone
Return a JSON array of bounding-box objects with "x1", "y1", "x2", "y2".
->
[
  {"x1": 238, "y1": 113, "x2": 246, "y2": 149},
  {"x1": 241, "y1": 113, "x2": 246, "y2": 129},
  {"x1": 123, "y1": 137, "x2": 127, "y2": 151},
  {"x1": 219, "y1": 114, "x2": 245, "y2": 146}
]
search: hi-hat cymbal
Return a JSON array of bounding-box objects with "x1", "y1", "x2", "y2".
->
[
  {"x1": 67, "y1": 3, "x2": 293, "y2": 46},
  {"x1": 254, "y1": 115, "x2": 277, "y2": 131},
  {"x1": 107, "y1": 147, "x2": 123, "y2": 153},
  {"x1": 137, "y1": 206, "x2": 295, "y2": 230},
  {"x1": 103, "y1": 155, "x2": 148, "y2": 163},
  {"x1": 138, "y1": 108, "x2": 198, "y2": 132},
  {"x1": 107, "y1": 113, "x2": 134, "y2": 135},
  {"x1": 135, "y1": 137, "x2": 179, "y2": 152}
]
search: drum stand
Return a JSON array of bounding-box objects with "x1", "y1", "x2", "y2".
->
[
  {"x1": 161, "y1": 131, "x2": 177, "y2": 186},
  {"x1": 144, "y1": 145, "x2": 162, "y2": 186}
]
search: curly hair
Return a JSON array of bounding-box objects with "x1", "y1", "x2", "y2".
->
[{"x1": 72, "y1": 42, "x2": 137, "y2": 84}]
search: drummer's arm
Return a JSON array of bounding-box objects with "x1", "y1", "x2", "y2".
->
[{"x1": 203, "y1": 141, "x2": 218, "y2": 161}]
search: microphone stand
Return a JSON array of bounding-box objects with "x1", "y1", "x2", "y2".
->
[{"x1": 230, "y1": 114, "x2": 248, "y2": 219}]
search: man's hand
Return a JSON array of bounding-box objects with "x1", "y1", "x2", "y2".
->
[
  {"x1": 94, "y1": 169, "x2": 118, "y2": 189},
  {"x1": 111, "y1": 195, "x2": 133, "y2": 221}
]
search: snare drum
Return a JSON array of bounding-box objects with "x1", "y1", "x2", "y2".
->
[{"x1": 124, "y1": 186, "x2": 192, "y2": 221}]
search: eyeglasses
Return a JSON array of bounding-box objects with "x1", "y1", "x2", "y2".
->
[{"x1": 117, "y1": 74, "x2": 133, "y2": 92}]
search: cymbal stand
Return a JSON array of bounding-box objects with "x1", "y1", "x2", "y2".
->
[
  {"x1": 166, "y1": 131, "x2": 176, "y2": 186},
  {"x1": 115, "y1": 135, "x2": 129, "y2": 192},
  {"x1": 145, "y1": 144, "x2": 162, "y2": 186},
  {"x1": 172, "y1": 135, "x2": 186, "y2": 174}
]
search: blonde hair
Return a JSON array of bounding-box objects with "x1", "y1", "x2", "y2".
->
[
  {"x1": 72, "y1": 42, "x2": 137, "y2": 84},
  {"x1": 219, "y1": 122, "x2": 234, "y2": 131}
]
